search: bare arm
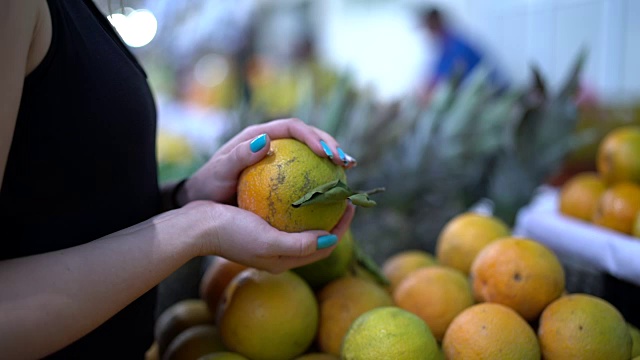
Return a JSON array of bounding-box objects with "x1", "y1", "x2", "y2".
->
[
  {"x1": 1, "y1": 1, "x2": 34, "y2": 189},
  {"x1": 0, "y1": 2, "x2": 354, "y2": 357},
  {"x1": 0, "y1": 199, "x2": 353, "y2": 359},
  {"x1": 0, "y1": 204, "x2": 205, "y2": 358}
]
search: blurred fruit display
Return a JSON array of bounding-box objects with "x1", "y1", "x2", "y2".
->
[
  {"x1": 139, "y1": 4, "x2": 640, "y2": 356},
  {"x1": 143, "y1": 206, "x2": 640, "y2": 359}
]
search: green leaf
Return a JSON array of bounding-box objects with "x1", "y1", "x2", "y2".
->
[
  {"x1": 291, "y1": 180, "x2": 384, "y2": 208},
  {"x1": 558, "y1": 48, "x2": 588, "y2": 99},
  {"x1": 352, "y1": 241, "x2": 390, "y2": 286}
]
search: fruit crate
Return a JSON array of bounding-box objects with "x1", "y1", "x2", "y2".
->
[{"x1": 514, "y1": 186, "x2": 640, "y2": 327}]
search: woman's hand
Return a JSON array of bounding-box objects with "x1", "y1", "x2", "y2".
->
[
  {"x1": 191, "y1": 200, "x2": 356, "y2": 274},
  {"x1": 177, "y1": 118, "x2": 356, "y2": 205}
]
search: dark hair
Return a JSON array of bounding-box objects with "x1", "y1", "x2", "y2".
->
[{"x1": 420, "y1": 7, "x2": 445, "y2": 29}]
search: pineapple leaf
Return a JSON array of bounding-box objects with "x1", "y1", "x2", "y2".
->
[{"x1": 558, "y1": 48, "x2": 588, "y2": 99}]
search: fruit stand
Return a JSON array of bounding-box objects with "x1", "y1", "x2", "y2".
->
[
  {"x1": 515, "y1": 186, "x2": 640, "y2": 287},
  {"x1": 515, "y1": 186, "x2": 640, "y2": 328}
]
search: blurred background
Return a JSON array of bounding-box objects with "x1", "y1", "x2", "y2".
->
[{"x1": 93, "y1": 0, "x2": 640, "y2": 315}]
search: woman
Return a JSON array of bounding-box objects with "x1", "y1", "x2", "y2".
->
[{"x1": 0, "y1": 0, "x2": 356, "y2": 358}]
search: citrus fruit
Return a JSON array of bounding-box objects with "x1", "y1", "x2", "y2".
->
[
  {"x1": 200, "y1": 257, "x2": 248, "y2": 313},
  {"x1": 293, "y1": 229, "x2": 355, "y2": 289},
  {"x1": 217, "y1": 269, "x2": 318, "y2": 360},
  {"x1": 592, "y1": 181, "x2": 640, "y2": 234},
  {"x1": 154, "y1": 299, "x2": 215, "y2": 357},
  {"x1": 163, "y1": 325, "x2": 226, "y2": 360},
  {"x1": 393, "y1": 266, "x2": 475, "y2": 341},
  {"x1": 538, "y1": 294, "x2": 632, "y2": 360},
  {"x1": 316, "y1": 276, "x2": 393, "y2": 356},
  {"x1": 436, "y1": 212, "x2": 510, "y2": 275},
  {"x1": 442, "y1": 302, "x2": 540, "y2": 359},
  {"x1": 596, "y1": 125, "x2": 640, "y2": 184},
  {"x1": 197, "y1": 352, "x2": 249, "y2": 360},
  {"x1": 341, "y1": 306, "x2": 439, "y2": 360},
  {"x1": 558, "y1": 172, "x2": 607, "y2": 221},
  {"x1": 633, "y1": 212, "x2": 640, "y2": 237},
  {"x1": 237, "y1": 138, "x2": 347, "y2": 232},
  {"x1": 382, "y1": 249, "x2": 437, "y2": 293},
  {"x1": 156, "y1": 130, "x2": 194, "y2": 165},
  {"x1": 470, "y1": 237, "x2": 565, "y2": 321},
  {"x1": 630, "y1": 323, "x2": 640, "y2": 358},
  {"x1": 294, "y1": 353, "x2": 339, "y2": 360}
]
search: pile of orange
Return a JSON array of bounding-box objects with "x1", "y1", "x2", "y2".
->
[
  {"x1": 143, "y1": 136, "x2": 638, "y2": 359},
  {"x1": 146, "y1": 237, "x2": 637, "y2": 360},
  {"x1": 165, "y1": 212, "x2": 635, "y2": 360},
  {"x1": 386, "y1": 214, "x2": 633, "y2": 359},
  {"x1": 559, "y1": 125, "x2": 640, "y2": 237}
]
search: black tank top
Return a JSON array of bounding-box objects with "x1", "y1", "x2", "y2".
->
[{"x1": 0, "y1": 0, "x2": 160, "y2": 357}]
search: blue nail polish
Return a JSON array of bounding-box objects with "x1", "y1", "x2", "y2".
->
[
  {"x1": 320, "y1": 140, "x2": 333, "y2": 158},
  {"x1": 250, "y1": 134, "x2": 267, "y2": 153},
  {"x1": 337, "y1": 147, "x2": 347, "y2": 164},
  {"x1": 317, "y1": 234, "x2": 338, "y2": 249}
]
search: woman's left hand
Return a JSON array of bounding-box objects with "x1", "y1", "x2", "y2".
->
[{"x1": 176, "y1": 118, "x2": 356, "y2": 205}]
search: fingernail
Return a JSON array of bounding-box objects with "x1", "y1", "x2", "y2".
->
[
  {"x1": 250, "y1": 133, "x2": 267, "y2": 153},
  {"x1": 345, "y1": 153, "x2": 357, "y2": 165},
  {"x1": 337, "y1": 147, "x2": 347, "y2": 164},
  {"x1": 320, "y1": 140, "x2": 333, "y2": 158},
  {"x1": 316, "y1": 234, "x2": 338, "y2": 249}
]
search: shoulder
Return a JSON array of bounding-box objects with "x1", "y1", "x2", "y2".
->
[
  {"x1": 1, "y1": 0, "x2": 50, "y2": 76},
  {"x1": 0, "y1": 0, "x2": 49, "y2": 188}
]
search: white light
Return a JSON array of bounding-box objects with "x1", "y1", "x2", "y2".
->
[
  {"x1": 194, "y1": 54, "x2": 230, "y2": 88},
  {"x1": 108, "y1": 8, "x2": 158, "y2": 48}
]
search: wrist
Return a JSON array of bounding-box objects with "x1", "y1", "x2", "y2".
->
[
  {"x1": 161, "y1": 177, "x2": 194, "y2": 210},
  {"x1": 179, "y1": 201, "x2": 221, "y2": 258},
  {"x1": 173, "y1": 177, "x2": 190, "y2": 207}
]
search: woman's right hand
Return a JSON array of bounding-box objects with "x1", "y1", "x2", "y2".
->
[
  {"x1": 187, "y1": 200, "x2": 356, "y2": 274},
  {"x1": 176, "y1": 118, "x2": 356, "y2": 207}
]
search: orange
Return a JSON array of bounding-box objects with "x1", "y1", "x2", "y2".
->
[
  {"x1": 197, "y1": 352, "x2": 249, "y2": 360},
  {"x1": 558, "y1": 172, "x2": 607, "y2": 221},
  {"x1": 630, "y1": 323, "x2": 640, "y2": 358},
  {"x1": 442, "y1": 303, "x2": 540, "y2": 359},
  {"x1": 538, "y1": 294, "x2": 632, "y2": 360},
  {"x1": 293, "y1": 229, "x2": 355, "y2": 290},
  {"x1": 596, "y1": 125, "x2": 640, "y2": 184},
  {"x1": 163, "y1": 325, "x2": 226, "y2": 360},
  {"x1": 341, "y1": 306, "x2": 439, "y2": 360},
  {"x1": 382, "y1": 249, "x2": 436, "y2": 293},
  {"x1": 237, "y1": 138, "x2": 347, "y2": 232},
  {"x1": 200, "y1": 257, "x2": 248, "y2": 314},
  {"x1": 294, "y1": 353, "x2": 339, "y2": 360},
  {"x1": 217, "y1": 269, "x2": 317, "y2": 360},
  {"x1": 634, "y1": 212, "x2": 640, "y2": 237},
  {"x1": 470, "y1": 237, "x2": 565, "y2": 321},
  {"x1": 156, "y1": 130, "x2": 194, "y2": 165},
  {"x1": 154, "y1": 299, "x2": 215, "y2": 357},
  {"x1": 393, "y1": 266, "x2": 474, "y2": 341},
  {"x1": 316, "y1": 276, "x2": 393, "y2": 356},
  {"x1": 436, "y1": 212, "x2": 511, "y2": 275},
  {"x1": 592, "y1": 181, "x2": 640, "y2": 234}
]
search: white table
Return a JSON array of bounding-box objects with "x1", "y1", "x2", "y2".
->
[{"x1": 514, "y1": 187, "x2": 640, "y2": 287}]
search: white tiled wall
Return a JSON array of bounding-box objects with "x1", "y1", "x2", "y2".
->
[
  {"x1": 320, "y1": 0, "x2": 640, "y2": 103},
  {"x1": 457, "y1": 0, "x2": 639, "y2": 102}
]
